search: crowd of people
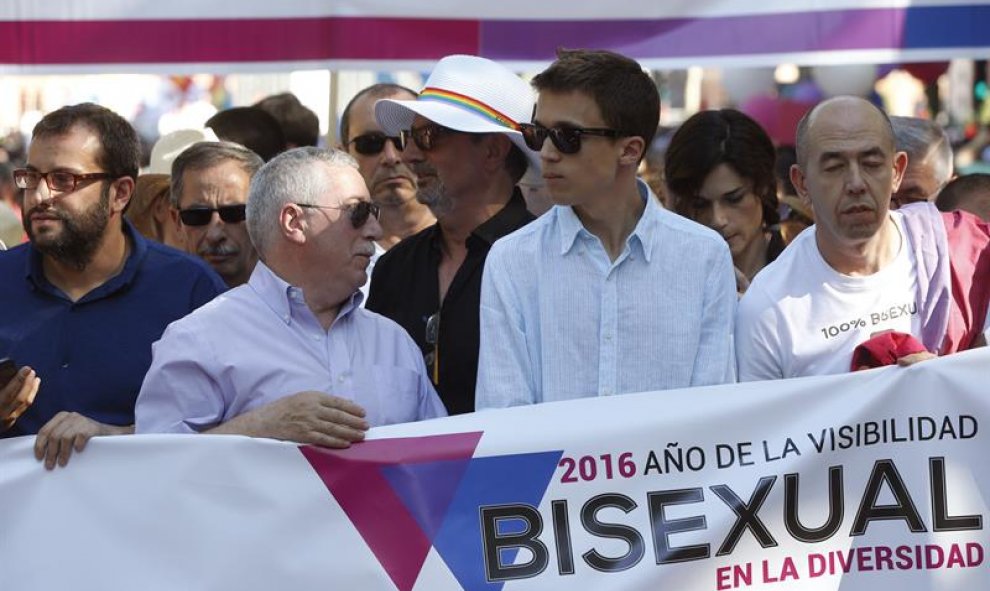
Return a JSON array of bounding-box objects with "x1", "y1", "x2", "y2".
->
[{"x1": 1, "y1": 49, "x2": 988, "y2": 470}]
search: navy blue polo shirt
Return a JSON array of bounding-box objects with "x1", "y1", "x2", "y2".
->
[{"x1": 0, "y1": 221, "x2": 226, "y2": 437}]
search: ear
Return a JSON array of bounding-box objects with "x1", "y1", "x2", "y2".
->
[
  {"x1": 890, "y1": 150, "x2": 909, "y2": 193},
  {"x1": 109, "y1": 177, "x2": 135, "y2": 215},
  {"x1": 484, "y1": 134, "x2": 513, "y2": 172},
  {"x1": 617, "y1": 136, "x2": 645, "y2": 168},
  {"x1": 790, "y1": 163, "x2": 809, "y2": 202},
  {"x1": 280, "y1": 203, "x2": 308, "y2": 246}
]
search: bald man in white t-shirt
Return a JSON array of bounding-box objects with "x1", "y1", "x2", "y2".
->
[{"x1": 737, "y1": 97, "x2": 989, "y2": 380}]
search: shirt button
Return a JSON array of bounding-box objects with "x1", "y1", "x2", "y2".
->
[
  {"x1": 61, "y1": 363, "x2": 69, "y2": 369},
  {"x1": 604, "y1": 334, "x2": 613, "y2": 341},
  {"x1": 338, "y1": 375, "x2": 347, "y2": 383}
]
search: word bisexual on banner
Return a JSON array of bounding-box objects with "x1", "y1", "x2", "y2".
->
[{"x1": 480, "y1": 414, "x2": 983, "y2": 586}]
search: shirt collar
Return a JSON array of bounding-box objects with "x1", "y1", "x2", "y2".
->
[
  {"x1": 249, "y1": 260, "x2": 362, "y2": 325},
  {"x1": 471, "y1": 188, "x2": 533, "y2": 247},
  {"x1": 557, "y1": 178, "x2": 659, "y2": 262}
]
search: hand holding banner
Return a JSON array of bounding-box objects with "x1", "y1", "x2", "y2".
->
[{"x1": 1, "y1": 350, "x2": 988, "y2": 590}]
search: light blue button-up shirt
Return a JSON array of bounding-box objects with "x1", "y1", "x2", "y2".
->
[
  {"x1": 475, "y1": 184, "x2": 736, "y2": 409},
  {"x1": 135, "y1": 262, "x2": 446, "y2": 433}
]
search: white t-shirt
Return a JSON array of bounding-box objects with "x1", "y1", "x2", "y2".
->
[{"x1": 737, "y1": 212, "x2": 922, "y2": 380}]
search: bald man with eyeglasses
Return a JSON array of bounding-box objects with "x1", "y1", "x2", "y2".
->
[{"x1": 136, "y1": 147, "x2": 445, "y2": 443}]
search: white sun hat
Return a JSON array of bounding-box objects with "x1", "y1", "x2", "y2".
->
[
  {"x1": 148, "y1": 128, "x2": 220, "y2": 175},
  {"x1": 375, "y1": 54, "x2": 540, "y2": 178}
]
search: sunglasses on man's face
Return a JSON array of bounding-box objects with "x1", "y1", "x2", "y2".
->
[
  {"x1": 347, "y1": 132, "x2": 404, "y2": 156},
  {"x1": 295, "y1": 200, "x2": 382, "y2": 229},
  {"x1": 399, "y1": 123, "x2": 455, "y2": 152},
  {"x1": 519, "y1": 123, "x2": 625, "y2": 155},
  {"x1": 178, "y1": 204, "x2": 247, "y2": 227}
]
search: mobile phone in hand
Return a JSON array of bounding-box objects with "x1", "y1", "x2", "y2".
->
[{"x1": 0, "y1": 358, "x2": 18, "y2": 386}]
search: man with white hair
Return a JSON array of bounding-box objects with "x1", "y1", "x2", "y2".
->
[
  {"x1": 890, "y1": 115, "x2": 953, "y2": 209},
  {"x1": 136, "y1": 147, "x2": 445, "y2": 444},
  {"x1": 368, "y1": 55, "x2": 538, "y2": 415}
]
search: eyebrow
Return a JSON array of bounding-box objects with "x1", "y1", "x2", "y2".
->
[
  {"x1": 531, "y1": 117, "x2": 586, "y2": 128},
  {"x1": 819, "y1": 147, "x2": 885, "y2": 162}
]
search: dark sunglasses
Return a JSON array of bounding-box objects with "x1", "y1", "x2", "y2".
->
[
  {"x1": 178, "y1": 204, "x2": 247, "y2": 227},
  {"x1": 296, "y1": 200, "x2": 382, "y2": 229},
  {"x1": 347, "y1": 132, "x2": 403, "y2": 156},
  {"x1": 399, "y1": 123, "x2": 455, "y2": 152},
  {"x1": 519, "y1": 123, "x2": 625, "y2": 155}
]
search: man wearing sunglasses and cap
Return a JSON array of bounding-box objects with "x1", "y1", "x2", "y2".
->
[
  {"x1": 475, "y1": 49, "x2": 737, "y2": 409},
  {"x1": 171, "y1": 141, "x2": 264, "y2": 288},
  {"x1": 136, "y1": 147, "x2": 446, "y2": 442},
  {"x1": 0, "y1": 103, "x2": 225, "y2": 468},
  {"x1": 368, "y1": 55, "x2": 537, "y2": 415}
]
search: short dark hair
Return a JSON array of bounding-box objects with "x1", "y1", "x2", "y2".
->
[
  {"x1": 936, "y1": 173, "x2": 990, "y2": 212},
  {"x1": 170, "y1": 142, "x2": 264, "y2": 208},
  {"x1": 32, "y1": 102, "x2": 141, "y2": 182},
  {"x1": 254, "y1": 93, "x2": 321, "y2": 148},
  {"x1": 795, "y1": 97, "x2": 894, "y2": 169},
  {"x1": 206, "y1": 107, "x2": 286, "y2": 162},
  {"x1": 665, "y1": 109, "x2": 779, "y2": 226},
  {"x1": 531, "y1": 49, "x2": 659, "y2": 159},
  {"x1": 339, "y1": 83, "x2": 418, "y2": 143}
]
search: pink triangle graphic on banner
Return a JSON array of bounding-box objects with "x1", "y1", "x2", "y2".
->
[{"x1": 299, "y1": 432, "x2": 483, "y2": 591}]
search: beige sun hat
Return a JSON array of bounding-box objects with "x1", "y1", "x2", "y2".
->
[
  {"x1": 375, "y1": 54, "x2": 541, "y2": 179},
  {"x1": 148, "y1": 128, "x2": 220, "y2": 175}
]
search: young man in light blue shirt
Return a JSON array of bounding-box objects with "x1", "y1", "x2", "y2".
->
[{"x1": 475, "y1": 50, "x2": 737, "y2": 409}]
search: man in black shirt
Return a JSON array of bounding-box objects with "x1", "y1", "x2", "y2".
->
[{"x1": 369, "y1": 55, "x2": 539, "y2": 414}]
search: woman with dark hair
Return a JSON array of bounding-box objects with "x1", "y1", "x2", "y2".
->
[{"x1": 665, "y1": 109, "x2": 785, "y2": 292}]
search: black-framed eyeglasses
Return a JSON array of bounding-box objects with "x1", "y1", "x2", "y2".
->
[
  {"x1": 347, "y1": 132, "x2": 404, "y2": 156},
  {"x1": 424, "y1": 312, "x2": 440, "y2": 385},
  {"x1": 295, "y1": 200, "x2": 381, "y2": 229},
  {"x1": 178, "y1": 204, "x2": 247, "y2": 227},
  {"x1": 519, "y1": 123, "x2": 625, "y2": 155},
  {"x1": 13, "y1": 169, "x2": 114, "y2": 193},
  {"x1": 400, "y1": 123, "x2": 455, "y2": 152}
]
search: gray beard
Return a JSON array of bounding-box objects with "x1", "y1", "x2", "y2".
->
[{"x1": 416, "y1": 178, "x2": 454, "y2": 218}]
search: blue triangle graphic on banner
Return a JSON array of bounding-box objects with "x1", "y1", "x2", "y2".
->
[
  {"x1": 382, "y1": 459, "x2": 473, "y2": 543},
  {"x1": 432, "y1": 451, "x2": 563, "y2": 591}
]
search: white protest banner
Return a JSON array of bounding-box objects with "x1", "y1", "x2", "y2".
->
[{"x1": 1, "y1": 349, "x2": 988, "y2": 590}]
